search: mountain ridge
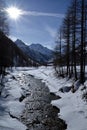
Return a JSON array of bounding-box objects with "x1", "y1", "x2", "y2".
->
[{"x1": 15, "y1": 39, "x2": 53, "y2": 65}]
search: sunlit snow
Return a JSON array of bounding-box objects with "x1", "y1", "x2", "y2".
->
[{"x1": 0, "y1": 66, "x2": 87, "y2": 130}]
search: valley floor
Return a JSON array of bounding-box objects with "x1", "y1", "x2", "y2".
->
[
  {"x1": 0, "y1": 66, "x2": 87, "y2": 130},
  {"x1": 22, "y1": 66, "x2": 87, "y2": 130},
  {"x1": 0, "y1": 67, "x2": 66, "y2": 130}
]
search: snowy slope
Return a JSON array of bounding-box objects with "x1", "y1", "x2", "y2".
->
[
  {"x1": 29, "y1": 43, "x2": 53, "y2": 58},
  {"x1": 15, "y1": 39, "x2": 53, "y2": 64},
  {"x1": 0, "y1": 72, "x2": 27, "y2": 130},
  {"x1": 24, "y1": 66, "x2": 87, "y2": 130},
  {"x1": 0, "y1": 66, "x2": 87, "y2": 130}
]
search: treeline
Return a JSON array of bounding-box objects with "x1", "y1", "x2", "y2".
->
[{"x1": 54, "y1": 0, "x2": 87, "y2": 83}]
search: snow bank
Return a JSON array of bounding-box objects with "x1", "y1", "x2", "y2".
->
[
  {"x1": 0, "y1": 71, "x2": 27, "y2": 130},
  {"x1": 0, "y1": 66, "x2": 87, "y2": 130},
  {"x1": 26, "y1": 66, "x2": 87, "y2": 130}
]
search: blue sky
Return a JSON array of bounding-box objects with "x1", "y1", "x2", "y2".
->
[{"x1": 6, "y1": 0, "x2": 71, "y2": 49}]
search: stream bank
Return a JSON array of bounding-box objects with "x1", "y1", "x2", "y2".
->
[{"x1": 20, "y1": 74, "x2": 67, "y2": 130}]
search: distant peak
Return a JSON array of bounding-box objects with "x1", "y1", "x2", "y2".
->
[
  {"x1": 15, "y1": 39, "x2": 23, "y2": 43},
  {"x1": 30, "y1": 43, "x2": 47, "y2": 49},
  {"x1": 29, "y1": 43, "x2": 52, "y2": 51},
  {"x1": 15, "y1": 39, "x2": 30, "y2": 47},
  {"x1": 30, "y1": 43, "x2": 42, "y2": 46},
  {"x1": 15, "y1": 39, "x2": 26, "y2": 45}
]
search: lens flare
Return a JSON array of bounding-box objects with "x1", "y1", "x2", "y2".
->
[{"x1": 6, "y1": 6, "x2": 23, "y2": 20}]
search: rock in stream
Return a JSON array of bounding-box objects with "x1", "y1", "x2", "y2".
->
[{"x1": 20, "y1": 75, "x2": 67, "y2": 130}]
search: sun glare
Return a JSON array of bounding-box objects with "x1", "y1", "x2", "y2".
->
[{"x1": 6, "y1": 7, "x2": 23, "y2": 20}]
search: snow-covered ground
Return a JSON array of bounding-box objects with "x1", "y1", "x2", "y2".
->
[
  {"x1": 21, "y1": 66, "x2": 87, "y2": 130},
  {"x1": 0, "y1": 72, "x2": 27, "y2": 130},
  {"x1": 0, "y1": 66, "x2": 87, "y2": 130}
]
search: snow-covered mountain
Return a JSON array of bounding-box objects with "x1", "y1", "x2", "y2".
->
[
  {"x1": 15, "y1": 39, "x2": 54, "y2": 65},
  {"x1": 29, "y1": 43, "x2": 53, "y2": 57}
]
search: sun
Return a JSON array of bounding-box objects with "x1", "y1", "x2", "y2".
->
[{"x1": 6, "y1": 6, "x2": 23, "y2": 20}]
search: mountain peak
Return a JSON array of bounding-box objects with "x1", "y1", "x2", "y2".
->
[
  {"x1": 29, "y1": 43, "x2": 52, "y2": 53},
  {"x1": 15, "y1": 39, "x2": 27, "y2": 47},
  {"x1": 15, "y1": 39, "x2": 53, "y2": 64},
  {"x1": 16, "y1": 39, "x2": 23, "y2": 43}
]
